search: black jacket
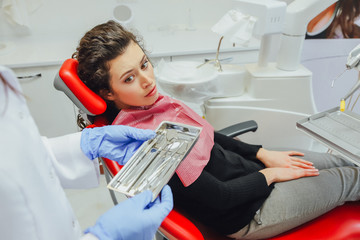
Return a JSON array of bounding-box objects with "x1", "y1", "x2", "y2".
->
[{"x1": 169, "y1": 132, "x2": 273, "y2": 235}]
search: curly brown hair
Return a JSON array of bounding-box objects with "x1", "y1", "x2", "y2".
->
[
  {"x1": 72, "y1": 20, "x2": 146, "y2": 121},
  {"x1": 72, "y1": 20, "x2": 144, "y2": 95}
]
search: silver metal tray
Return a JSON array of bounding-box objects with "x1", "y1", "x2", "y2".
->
[
  {"x1": 296, "y1": 107, "x2": 360, "y2": 165},
  {"x1": 108, "y1": 121, "x2": 202, "y2": 201}
]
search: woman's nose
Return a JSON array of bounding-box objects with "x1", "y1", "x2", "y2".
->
[{"x1": 140, "y1": 73, "x2": 153, "y2": 88}]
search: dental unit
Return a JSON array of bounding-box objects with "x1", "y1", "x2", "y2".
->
[
  {"x1": 203, "y1": 0, "x2": 340, "y2": 150},
  {"x1": 156, "y1": 0, "x2": 360, "y2": 163},
  {"x1": 158, "y1": 0, "x2": 360, "y2": 154}
]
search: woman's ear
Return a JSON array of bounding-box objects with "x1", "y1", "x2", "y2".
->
[{"x1": 99, "y1": 89, "x2": 115, "y2": 101}]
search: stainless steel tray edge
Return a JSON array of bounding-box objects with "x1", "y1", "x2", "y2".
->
[{"x1": 296, "y1": 107, "x2": 360, "y2": 165}]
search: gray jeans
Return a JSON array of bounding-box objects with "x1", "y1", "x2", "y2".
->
[{"x1": 228, "y1": 150, "x2": 360, "y2": 240}]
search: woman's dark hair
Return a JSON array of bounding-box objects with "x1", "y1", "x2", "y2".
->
[
  {"x1": 327, "y1": 0, "x2": 360, "y2": 38},
  {"x1": 72, "y1": 20, "x2": 145, "y2": 122}
]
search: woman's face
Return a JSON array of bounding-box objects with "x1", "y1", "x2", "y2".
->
[{"x1": 104, "y1": 41, "x2": 158, "y2": 109}]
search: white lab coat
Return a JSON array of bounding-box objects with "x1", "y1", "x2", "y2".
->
[{"x1": 0, "y1": 65, "x2": 100, "y2": 240}]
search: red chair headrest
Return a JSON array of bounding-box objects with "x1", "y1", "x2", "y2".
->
[{"x1": 54, "y1": 58, "x2": 107, "y2": 116}]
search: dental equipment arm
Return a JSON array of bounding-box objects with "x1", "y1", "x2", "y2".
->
[
  {"x1": 277, "y1": 0, "x2": 338, "y2": 71},
  {"x1": 232, "y1": 0, "x2": 337, "y2": 70},
  {"x1": 233, "y1": 0, "x2": 286, "y2": 68},
  {"x1": 340, "y1": 44, "x2": 360, "y2": 112},
  {"x1": 346, "y1": 43, "x2": 360, "y2": 70}
]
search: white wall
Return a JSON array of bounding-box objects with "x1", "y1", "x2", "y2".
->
[
  {"x1": 1, "y1": 0, "x2": 249, "y2": 68},
  {"x1": 0, "y1": 0, "x2": 233, "y2": 42}
]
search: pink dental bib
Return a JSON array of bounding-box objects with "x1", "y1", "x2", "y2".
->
[{"x1": 112, "y1": 94, "x2": 214, "y2": 187}]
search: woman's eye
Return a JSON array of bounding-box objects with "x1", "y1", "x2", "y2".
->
[
  {"x1": 141, "y1": 60, "x2": 149, "y2": 70},
  {"x1": 124, "y1": 75, "x2": 134, "y2": 83}
]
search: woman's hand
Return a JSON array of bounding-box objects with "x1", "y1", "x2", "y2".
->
[
  {"x1": 259, "y1": 167, "x2": 319, "y2": 186},
  {"x1": 256, "y1": 148, "x2": 314, "y2": 169}
]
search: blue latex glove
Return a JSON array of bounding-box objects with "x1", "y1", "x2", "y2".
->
[
  {"x1": 85, "y1": 185, "x2": 173, "y2": 240},
  {"x1": 81, "y1": 125, "x2": 156, "y2": 165}
]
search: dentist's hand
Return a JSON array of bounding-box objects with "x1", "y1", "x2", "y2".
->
[
  {"x1": 85, "y1": 185, "x2": 173, "y2": 240},
  {"x1": 81, "y1": 125, "x2": 156, "y2": 165}
]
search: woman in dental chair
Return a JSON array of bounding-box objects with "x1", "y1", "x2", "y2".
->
[{"x1": 73, "y1": 20, "x2": 360, "y2": 240}]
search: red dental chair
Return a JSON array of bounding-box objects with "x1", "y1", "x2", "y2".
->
[{"x1": 55, "y1": 58, "x2": 360, "y2": 240}]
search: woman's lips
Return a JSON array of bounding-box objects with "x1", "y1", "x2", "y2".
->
[{"x1": 146, "y1": 85, "x2": 157, "y2": 97}]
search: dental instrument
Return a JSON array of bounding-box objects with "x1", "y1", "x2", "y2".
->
[
  {"x1": 108, "y1": 121, "x2": 202, "y2": 201},
  {"x1": 116, "y1": 133, "x2": 163, "y2": 184},
  {"x1": 331, "y1": 69, "x2": 347, "y2": 88},
  {"x1": 339, "y1": 44, "x2": 360, "y2": 112},
  {"x1": 197, "y1": 36, "x2": 224, "y2": 71},
  {"x1": 134, "y1": 142, "x2": 188, "y2": 196}
]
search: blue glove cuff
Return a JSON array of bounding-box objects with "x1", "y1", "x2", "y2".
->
[
  {"x1": 85, "y1": 224, "x2": 118, "y2": 240},
  {"x1": 80, "y1": 128, "x2": 97, "y2": 160}
]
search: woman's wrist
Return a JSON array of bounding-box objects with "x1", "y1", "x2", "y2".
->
[
  {"x1": 259, "y1": 168, "x2": 275, "y2": 186},
  {"x1": 256, "y1": 148, "x2": 267, "y2": 161}
]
